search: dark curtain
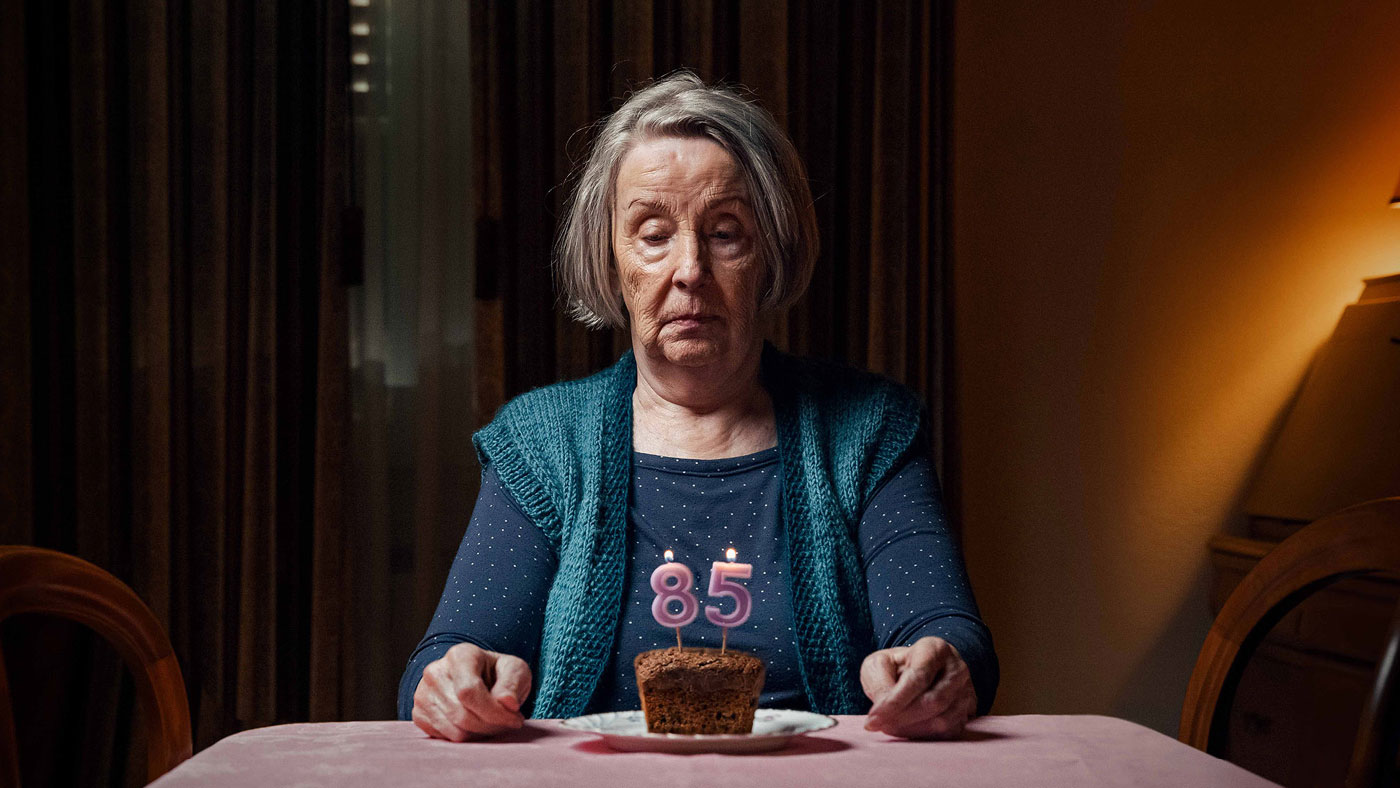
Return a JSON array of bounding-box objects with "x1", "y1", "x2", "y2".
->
[
  {"x1": 340, "y1": 0, "x2": 481, "y2": 724},
  {"x1": 0, "y1": 0, "x2": 952, "y2": 780},
  {"x1": 0, "y1": 0, "x2": 354, "y2": 784},
  {"x1": 342, "y1": 0, "x2": 955, "y2": 723}
]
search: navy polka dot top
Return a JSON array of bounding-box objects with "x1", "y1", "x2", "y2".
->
[{"x1": 399, "y1": 448, "x2": 998, "y2": 718}]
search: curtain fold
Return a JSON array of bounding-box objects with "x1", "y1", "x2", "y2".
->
[
  {"x1": 344, "y1": 0, "x2": 481, "y2": 720},
  {"x1": 0, "y1": 0, "x2": 353, "y2": 784}
]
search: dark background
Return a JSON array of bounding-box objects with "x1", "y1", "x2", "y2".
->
[
  {"x1": 0, "y1": 1, "x2": 951, "y2": 784},
  {"x1": 9, "y1": 1, "x2": 1397, "y2": 786}
]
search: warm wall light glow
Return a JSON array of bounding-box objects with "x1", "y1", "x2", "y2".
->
[
  {"x1": 352, "y1": 52, "x2": 370, "y2": 65},
  {"x1": 350, "y1": 0, "x2": 370, "y2": 6},
  {"x1": 952, "y1": 0, "x2": 1400, "y2": 731},
  {"x1": 350, "y1": 22, "x2": 370, "y2": 36},
  {"x1": 352, "y1": 81, "x2": 370, "y2": 93}
]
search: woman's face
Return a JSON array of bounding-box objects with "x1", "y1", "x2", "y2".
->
[{"x1": 612, "y1": 136, "x2": 764, "y2": 368}]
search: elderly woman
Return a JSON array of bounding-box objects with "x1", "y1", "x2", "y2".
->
[{"x1": 398, "y1": 72, "x2": 997, "y2": 741}]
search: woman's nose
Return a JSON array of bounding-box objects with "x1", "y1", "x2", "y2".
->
[{"x1": 672, "y1": 232, "x2": 708, "y2": 290}]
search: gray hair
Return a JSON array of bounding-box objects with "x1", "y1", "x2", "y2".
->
[{"x1": 554, "y1": 71, "x2": 819, "y2": 329}]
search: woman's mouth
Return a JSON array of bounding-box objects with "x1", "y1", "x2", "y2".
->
[{"x1": 665, "y1": 314, "x2": 716, "y2": 330}]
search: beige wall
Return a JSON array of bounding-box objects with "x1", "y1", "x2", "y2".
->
[{"x1": 953, "y1": 1, "x2": 1400, "y2": 733}]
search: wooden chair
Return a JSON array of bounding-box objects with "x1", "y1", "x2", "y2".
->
[
  {"x1": 1179, "y1": 497, "x2": 1400, "y2": 788},
  {"x1": 0, "y1": 546, "x2": 192, "y2": 785}
]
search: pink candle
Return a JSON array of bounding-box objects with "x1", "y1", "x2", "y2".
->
[
  {"x1": 705, "y1": 547, "x2": 753, "y2": 629},
  {"x1": 650, "y1": 550, "x2": 699, "y2": 630}
]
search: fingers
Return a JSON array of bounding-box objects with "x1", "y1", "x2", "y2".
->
[
  {"x1": 412, "y1": 670, "x2": 472, "y2": 742},
  {"x1": 411, "y1": 644, "x2": 528, "y2": 741},
  {"x1": 453, "y1": 647, "x2": 526, "y2": 731},
  {"x1": 865, "y1": 638, "x2": 978, "y2": 740},
  {"x1": 881, "y1": 670, "x2": 975, "y2": 739},
  {"x1": 412, "y1": 706, "x2": 467, "y2": 742},
  {"x1": 490, "y1": 653, "x2": 533, "y2": 712},
  {"x1": 881, "y1": 701, "x2": 973, "y2": 739},
  {"x1": 868, "y1": 637, "x2": 943, "y2": 719},
  {"x1": 892, "y1": 680, "x2": 959, "y2": 728},
  {"x1": 860, "y1": 647, "x2": 905, "y2": 706}
]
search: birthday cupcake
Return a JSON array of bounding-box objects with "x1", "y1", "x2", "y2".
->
[{"x1": 634, "y1": 646, "x2": 766, "y2": 734}]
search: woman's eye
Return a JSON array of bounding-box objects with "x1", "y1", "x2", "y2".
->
[
  {"x1": 642, "y1": 234, "x2": 668, "y2": 244},
  {"x1": 710, "y1": 226, "x2": 743, "y2": 245}
]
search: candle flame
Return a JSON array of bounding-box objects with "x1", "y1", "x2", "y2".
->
[
  {"x1": 664, "y1": 549, "x2": 674, "y2": 562},
  {"x1": 726, "y1": 547, "x2": 737, "y2": 561}
]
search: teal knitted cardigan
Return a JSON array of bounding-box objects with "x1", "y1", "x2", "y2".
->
[{"x1": 471, "y1": 343, "x2": 924, "y2": 718}]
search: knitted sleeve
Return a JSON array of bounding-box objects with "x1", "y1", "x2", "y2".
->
[
  {"x1": 396, "y1": 465, "x2": 557, "y2": 720},
  {"x1": 471, "y1": 402, "x2": 568, "y2": 549},
  {"x1": 859, "y1": 453, "x2": 1000, "y2": 716}
]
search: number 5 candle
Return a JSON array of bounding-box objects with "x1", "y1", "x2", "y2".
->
[
  {"x1": 651, "y1": 549, "x2": 699, "y2": 649},
  {"x1": 706, "y1": 547, "x2": 752, "y2": 653}
]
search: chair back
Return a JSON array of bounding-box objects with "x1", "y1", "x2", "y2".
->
[
  {"x1": 1178, "y1": 497, "x2": 1400, "y2": 788},
  {"x1": 1349, "y1": 597, "x2": 1400, "y2": 788},
  {"x1": 0, "y1": 546, "x2": 193, "y2": 785}
]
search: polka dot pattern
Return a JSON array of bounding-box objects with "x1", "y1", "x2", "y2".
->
[
  {"x1": 398, "y1": 451, "x2": 997, "y2": 721},
  {"x1": 593, "y1": 447, "x2": 805, "y2": 712}
]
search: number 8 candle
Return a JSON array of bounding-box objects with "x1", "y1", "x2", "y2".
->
[
  {"x1": 706, "y1": 547, "x2": 753, "y2": 653},
  {"x1": 651, "y1": 549, "x2": 699, "y2": 649}
]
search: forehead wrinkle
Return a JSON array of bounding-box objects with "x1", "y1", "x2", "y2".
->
[
  {"x1": 624, "y1": 194, "x2": 747, "y2": 214},
  {"x1": 616, "y1": 143, "x2": 749, "y2": 217},
  {"x1": 702, "y1": 192, "x2": 749, "y2": 210},
  {"x1": 625, "y1": 197, "x2": 676, "y2": 213},
  {"x1": 620, "y1": 152, "x2": 742, "y2": 191}
]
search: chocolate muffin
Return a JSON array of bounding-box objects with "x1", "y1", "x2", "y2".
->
[{"x1": 634, "y1": 647, "x2": 766, "y2": 734}]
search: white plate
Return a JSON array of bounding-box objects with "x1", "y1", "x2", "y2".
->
[{"x1": 559, "y1": 709, "x2": 837, "y2": 753}]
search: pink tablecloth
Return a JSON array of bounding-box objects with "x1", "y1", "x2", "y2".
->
[{"x1": 151, "y1": 715, "x2": 1281, "y2": 787}]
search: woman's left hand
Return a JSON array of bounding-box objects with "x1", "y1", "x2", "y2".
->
[{"x1": 860, "y1": 636, "x2": 977, "y2": 739}]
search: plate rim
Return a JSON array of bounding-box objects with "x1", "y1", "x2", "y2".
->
[{"x1": 558, "y1": 708, "x2": 838, "y2": 740}]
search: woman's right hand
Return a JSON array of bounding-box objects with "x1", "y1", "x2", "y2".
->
[{"x1": 411, "y1": 643, "x2": 533, "y2": 741}]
